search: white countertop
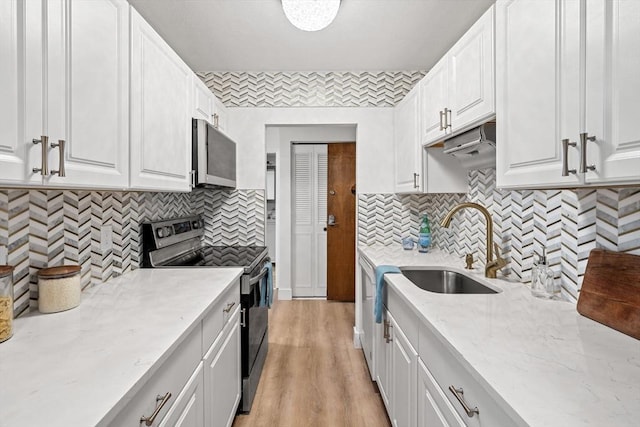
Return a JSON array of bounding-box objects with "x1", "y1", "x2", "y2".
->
[
  {"x1": 359, "y1": 244, "x2": 640, "y2": 427},
  {"x1": 0, "y1": 267, "x2": 243, "y2": 427}
]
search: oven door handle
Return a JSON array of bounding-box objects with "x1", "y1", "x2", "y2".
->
[{"x1": 248, "y1": 266, "x2": 269, "y2": 286}]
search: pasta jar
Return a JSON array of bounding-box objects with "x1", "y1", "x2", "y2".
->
[
  {"x1": 38, "y1": 265, "x2": 81, "y2": 314},
  {"x1": 0, "y1": 265, "x2": 15, "y2": 343}
]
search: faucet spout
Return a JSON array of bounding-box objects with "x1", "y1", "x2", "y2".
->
[{"x1": 440, "y1": 202, "x2": 501, "y2": 278}]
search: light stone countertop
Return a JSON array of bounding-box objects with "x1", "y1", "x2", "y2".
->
[
  {"x1": 359, "y1": 244, "x2": 640, "y2": 427},
  {"x1": 0, "y1": 267, "x2": 243, "y2": 427}
]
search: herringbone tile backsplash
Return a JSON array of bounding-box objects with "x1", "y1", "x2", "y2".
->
[
  {"x1": 198, "y1": 71, "x2": 426, "y2": 107},
  {"x1": 0, "y1": 189, "x2": 264, "y2": 317},
  {"x1": 358, "y1": 169, "x2": 640, "y2": 302}
]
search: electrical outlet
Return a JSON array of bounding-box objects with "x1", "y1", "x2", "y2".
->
[
  {"x1": 0, "y1": 246, "x2": 7, "y2": 265},
  {"x1": 101, "y1": 225, "x2": 113, "y2": 252}
]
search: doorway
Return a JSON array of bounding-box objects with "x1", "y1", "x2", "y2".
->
[{"x1": 291, "y1": 142, "x2": 356, "y2": 301}]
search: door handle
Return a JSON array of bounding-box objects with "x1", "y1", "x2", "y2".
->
[
  {"x1": 561, "y1": 138, "x2": 577, "y2": 176},
  {"x1": 579, "y1": 133, "x2": 597, "y2": 173},
  {"x1": 327, "y1": 214, "x2": 337, "y2": 226},
  {"x1": 50, "y1": 139, "x2": 66, "y2": 177},
  {"x1": 32, "y1": 136, "x2": 49, "y2": 175}
]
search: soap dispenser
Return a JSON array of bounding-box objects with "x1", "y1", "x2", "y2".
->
[{"x1": 531, "y1": 248, "x2": 555, "y2": 299}]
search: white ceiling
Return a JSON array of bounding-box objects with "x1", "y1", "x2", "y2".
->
[{"x1": 129, "y1": 0, "x2": 495, "y2": 72}]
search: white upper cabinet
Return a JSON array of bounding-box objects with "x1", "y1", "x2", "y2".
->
[
  {"x1": 394, "y1": 86, "x2": 422, "y2": 193},
  {"x1": 130, "y1": 7, "x2": 192, "y2": 192},
  {"x1": 212, "y1": 96, "x2": 228, "y2": 134},
  {"x1": 193, "y1": 76, "x2": 215, "y2": 125},
  {"x1": 584, "y1": 0, "x2": 640, "y2": 185},
  {"x1": 0, "y1": 0, "x2": 28, "y2": 184},
  {"x1": 421, "y1": 5, "x2": 495, "y2": 146},
  {"x1": 447, "y1": 6, "x2": 495, "y2": 134},
  {"x1": 497, "y1": 0, "x2": 640, "y2": 189},
  {"x1": 46, "y1": 0, "x2": 130, "y2": 189},
  {"x1": 420, "y1": 57, "x2": 449, "y2": 145},
  {"x1": 496, "y1": 0, "x2": 582, "y2": 189},
  {"x1": 1, "y1": 0, "x2": 129, "y2": 189}
]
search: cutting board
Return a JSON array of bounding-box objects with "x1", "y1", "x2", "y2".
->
[{"x1": 577, "y1": 248, "x2": 640, "y2": 340}]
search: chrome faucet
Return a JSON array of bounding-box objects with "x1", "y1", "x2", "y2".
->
[{"x1": 439, "y1": 202, "x2": 506, "y2": 278}]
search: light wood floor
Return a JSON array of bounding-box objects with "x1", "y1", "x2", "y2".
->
[{"x1": 233, "y1": 299, "x2": 390, "y2": 427}]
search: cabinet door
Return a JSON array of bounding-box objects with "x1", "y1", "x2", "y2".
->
[
  {"x1": 159, "y1": 364, "x2": 205, "y2": 427},
  {"x1": 394, "y1": 87, "x2": 422, "y2": 193},
  {"x1": 130, "y1": 7, "x2": 192, "y2": 192},
  {"x1": 585, "y1": 0, "x2": 640, "y2": 185},
  {"x1": 360, "y1": 260, "x2": 375, "y2": 379},
  {"x1": 417, "y1": 359, "x2": 465, "y2": 427},
  {"x1": 496, "y1": 0, "x2": 583, "y2": 189},
  {"x1": 212, "y1": 96, "x2": 228, "y2": 134},
  {"x1": 375, "y1": 310, "x2": 392, "y2": 413},
  {"x1": 448, "y1": 5, "x2": 495, "y2": 133},
  {"x1": 193, "y1": 76, "x2": 214, "y2": 124},
  {"x1": 46, "y1": 0, "x2": 129, "y2": 189},
  {"x1": 1, "y1": 0, "x2": 47, "y2": 185},
  {"x1": 390, "y1": 317, "x2": 418, "y2": 427},
  {"x1": 0, "y1": 0, "x2": 26, "y2": 183},
  {"x1": 204, "y1": 307, "x2": 241, "y2": 427},
  {"x1": 421, "y1": 58, "x2": 449, "y2": 145}
]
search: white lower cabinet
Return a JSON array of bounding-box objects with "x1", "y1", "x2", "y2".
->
[
  {"x1": 368, "y1": 281, "x2": 524, "y2": 427},
  {"x1": 204, "y1": 306, "x2": 242, "y2": 427},
  {"x1": 109, "y1": 280, "x2": 241, "y2": 427},
  {"x1": 159, "y1": 364, "x2": 205, "y2": 427},
  {"x1": 390, "y1": 316, "x2": 418, "y2": 427},
  {"x1": 417, "y1": 359, "x2": 464, "y2": 427}
]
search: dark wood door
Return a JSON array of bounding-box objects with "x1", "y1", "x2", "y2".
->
[{"x1": 327, "y1": 143, "x2": 356, "y2": 301}]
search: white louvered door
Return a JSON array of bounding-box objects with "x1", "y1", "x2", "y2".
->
[{"x1": 292, "y1": 144, "x2": 328, "y2": 297}]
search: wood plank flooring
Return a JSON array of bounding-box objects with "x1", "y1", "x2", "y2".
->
[{"x1": 233, "y1": 299, "x2": 390, "y2": 427}]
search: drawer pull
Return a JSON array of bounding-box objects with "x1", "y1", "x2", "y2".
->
[
  {"x1": 448, "y1": 386, "x2": 479, "y2": 418},
  {"x1": 223, "y1": 301, "x2": 236, "y2": 313},
  {"x1": 140, "y1": 392, "x2": 172, "y2": 426}
]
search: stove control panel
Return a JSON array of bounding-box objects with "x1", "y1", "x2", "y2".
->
[{"x1": 142, "y1": 215, "x2": 205, "y2": 256}]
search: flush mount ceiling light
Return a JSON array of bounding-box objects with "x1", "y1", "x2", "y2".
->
[{"x1": 282, "y1": 0, "x2": 341, "y2": 32}]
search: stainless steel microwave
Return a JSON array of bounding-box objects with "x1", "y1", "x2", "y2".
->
[{"x1": 192, "y1": 119, "x2": 236, "y2": 188}]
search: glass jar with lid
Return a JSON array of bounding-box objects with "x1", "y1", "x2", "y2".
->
[
  {"x1": 38, "y1": 265, "x2": 81, "y2": 313},
  {"x1": 0, "y1": 265, "x2": 15, "y2": 343}
]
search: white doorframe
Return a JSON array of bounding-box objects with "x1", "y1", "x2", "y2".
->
[{"x1": 291, "y1": 144, "x2": 327, "y2": 298}]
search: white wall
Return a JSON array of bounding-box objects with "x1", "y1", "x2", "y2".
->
[
  {"x1": 229, "y1": 107, "x2": 395, "y2": 193},
  {"x1": 265, "y1": 125, "x2": 358, "y2": 299}
]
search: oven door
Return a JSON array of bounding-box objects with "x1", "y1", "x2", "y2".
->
[{"x1": 240, "y1": 262, "x2": 269, "y2": 377}]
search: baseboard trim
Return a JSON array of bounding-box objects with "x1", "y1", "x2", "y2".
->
[
  {"x1": 278, "y1": 288, "x2": 292, "y2": 300},
  {"x1": 353, "y1": 326, "x2": 363, "y2": 349}
]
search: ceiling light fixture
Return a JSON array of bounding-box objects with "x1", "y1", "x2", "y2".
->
[{"x1": 282, "y1": 0, "x2": 341, "y2": 32}]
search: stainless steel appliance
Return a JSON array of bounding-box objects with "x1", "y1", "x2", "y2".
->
[
  {"x1": 141, "y1": 215, "x2": 268, "y2": 413},
  {"x1": 192, "y1": 118, "x2": 236, "y2": 188},
  {"x1": 443, "y1": 122, "x2": 496, "y2": 169}
]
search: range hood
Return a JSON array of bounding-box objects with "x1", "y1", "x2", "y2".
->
[{"x1": 443, "y1": 122, "x2": 496, "y2": 170}]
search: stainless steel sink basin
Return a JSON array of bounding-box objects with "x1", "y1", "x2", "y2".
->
[{"x1": 401, "y1": 268, "x2": 498, "y2": 294}]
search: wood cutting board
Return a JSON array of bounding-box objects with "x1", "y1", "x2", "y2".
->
[{"x1": 577, "y1": 248, "x2": 640, "y2": 340}]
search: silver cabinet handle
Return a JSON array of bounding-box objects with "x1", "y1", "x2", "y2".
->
[
  {"x1": 240, "y1": 308, "x2": 246, "y2": 327},
  {"x1": 579, "y1": 133, "x2": 597, "y2": 173},
  {"x1": 384, "y1": 319, "x2": 393, "y2": 343},
  {"x1": 50, "y1": 139, "x2": 66, "y2": 177},
  {"x1": 190, "y1": 170, "x2": 197, "y2": 188},
  {"x1": 448, "y1": 386, "x2": 479, "y2": 418},
  {"x1": 140, "y1": 392, "x2": 172, "y2": 426},
  {"x1": 213, "y1": 113, "x2": 219, "y2": 129},
  {"x1": 223, "y1": 301, "x2": 236, "y2": 313},
  {"x1": 444, "y1": 107, "x2": 451, "y2": 130},
  {"x1": 439, "y1": 110, "x2": 445, "y2": 131},
  {"x1": 413, "y1": 173, "x2": 419, "y2": 188},
  {"x1": 32, "y1": 136, "x2": 49, "y2": 175},
  {"x1": 561, "y1": 138, "x2": 577, "y2": 176}
]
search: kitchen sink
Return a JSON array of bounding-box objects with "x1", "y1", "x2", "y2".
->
[{"x1": 400, "y1": 268, "x2": 499, "y2": 294}]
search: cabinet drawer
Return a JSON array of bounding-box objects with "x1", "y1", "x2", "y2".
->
[
  {"x1": 387, "y1": 285, "x2": 419, "y2": 350},
  {"x1": 109, "y1": 325, "x2": 202, "y2": 426},
  {"x1": 202, "y1": 280, "x2": 240, "y2": 355},
  {"x1": 418, "y1": 323, "x2": 523, "y2": 427}
]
